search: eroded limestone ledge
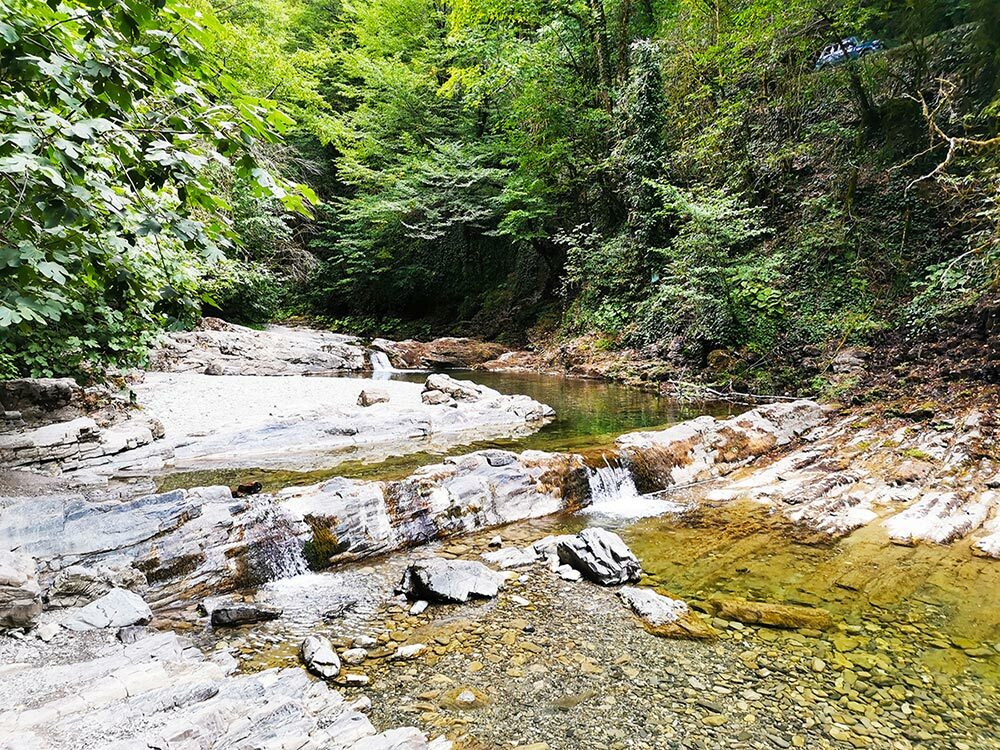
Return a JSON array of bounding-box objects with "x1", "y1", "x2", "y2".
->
[
  {"x1": 148, "y1": 317, "x2": 368, "y2": 375},
  {"x1": 616, "y1": 400, "x2": 828, "y2": 491},
  {"x1": 621, "y1": 400, "x2": 1000, "y2": 556},
  {"x1": 0, "y1": 377, "x2": 164, "y2": 473},
  {"x1": 0, "y1": 450, "x2": 589, "y2": 607}
]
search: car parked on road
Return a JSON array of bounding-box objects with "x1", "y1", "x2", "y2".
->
[{"x1": 814, "y1": 37, "x2": 884, "y2": 70}]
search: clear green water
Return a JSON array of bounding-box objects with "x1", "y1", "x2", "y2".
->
[{"x1": 157, "y1": 369, "x2": 737, "y2": 493}]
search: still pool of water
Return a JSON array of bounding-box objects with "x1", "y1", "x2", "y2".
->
[{"x1": 156, "y1": 369, "x2": 737, "y2": 492}]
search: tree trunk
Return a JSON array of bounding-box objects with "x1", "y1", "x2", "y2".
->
[{"x1": 588, "y1": 0, "x2": 613, "y2": 109}]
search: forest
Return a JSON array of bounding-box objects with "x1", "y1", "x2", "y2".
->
[{"x1": 2, "y1": 0, "x2": 999, "y2": 390}]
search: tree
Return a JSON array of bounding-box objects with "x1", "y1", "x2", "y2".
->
[{"x1": 0, "y1": 0, "x2": 313, "y2": 375}]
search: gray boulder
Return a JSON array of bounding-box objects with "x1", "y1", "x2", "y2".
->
[
  {"x1": 300, "y1": 634, "x2": 341, "y2": 679},
  {"x1": 397, "y1": 559, "x2": 505, "y2": 603},
  {"x1": 63, "y1": 587, "x2": 152, "y2": 631},
  {"x1": 0, "y1": 550, "x2": 42, "y2": 630},
  {"x1": 421, "y1": 389, "x2": 455, "y2": 406},
  {"x1": 556, "y1": 528, "x2": 642, "y2": 585},
  {"x1": 422, "y1": 374, "x2": 498, "y2": 403}
]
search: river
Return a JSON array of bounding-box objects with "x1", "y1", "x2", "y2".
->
[{"x1": 177, "y1": 371, "x2": 999, "y2": 750}]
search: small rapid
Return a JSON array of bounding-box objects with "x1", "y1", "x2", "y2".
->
[{"x1": 585, "y1": 458, "x2": 685, "y2": 518}]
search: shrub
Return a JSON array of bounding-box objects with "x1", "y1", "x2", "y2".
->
[{"x1": 199, "y1": 260, "x2": 284, "y2": 325}]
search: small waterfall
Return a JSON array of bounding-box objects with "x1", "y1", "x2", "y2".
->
[
  {"x1": 585, "y1": 458, "x2": 686, "y2": 518},
  {"x1": 588, "y1": 459, "x2": 640, "y2": 505},
  {"x1": 259, "y1": 534, "x2": 310, "y2": 580},
  {"x1": 369, "y1": 350, "x2": 393, "y2": 380},
  {"x1": 243, "y1": 501, "x2": 310, "y2": 582}
]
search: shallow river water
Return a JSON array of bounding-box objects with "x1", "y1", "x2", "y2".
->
[{"x1": 177, "y1": 372, "x2": 999, "y2": 750}]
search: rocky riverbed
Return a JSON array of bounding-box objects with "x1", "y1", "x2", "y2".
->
[
  {"x1": 181, "y1": 516, "x2": 1000, "y2": 750},
  {"x1": 2, "y1": 325, "x2": 999, "y2": 750}
]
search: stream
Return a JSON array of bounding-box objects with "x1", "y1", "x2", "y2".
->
[{"x1": 179, "y1": 371, "x2": 999, "y2": 750}]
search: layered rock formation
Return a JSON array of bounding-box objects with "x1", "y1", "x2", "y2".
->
[
  {"x1": 148, "y1": 317, "x2": 368, "y2": 375},
  {"x1": 0, "y1": 629, "x2": 450, "y2": 750},
  {"x1": 0, "y1": 551, "x2": 41, "y2": 629},
  {"x1": 687, "y1": 404, "x2": 1000, "y2": 554},
  {"x1": 616, "y1": 400, "x2": 827, "y2": 492},
  {"x1": 280, "y1": 448, "x2": 590, "y2": 566},
  {"x1": 0, "y1": 486, "x2": 307, "y2": 607},
  {"x1": 0, "y1": 449, "x2": 589, "y2": 607},
  {"x1": 0, "y1": 377, "x2": 163, "y2": 473}
]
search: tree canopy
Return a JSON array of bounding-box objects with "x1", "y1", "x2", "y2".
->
[{"x1": 2, "y1": 0, "x2": 998, "y2": 388}]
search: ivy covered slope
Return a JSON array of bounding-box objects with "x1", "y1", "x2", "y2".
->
[{"x1": 0, "y1": 0, "x2": 314, "y2": 378}]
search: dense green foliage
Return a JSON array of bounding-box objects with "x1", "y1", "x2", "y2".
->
[
  {"x1": 3, "y1": 0, "x2": 999, "y2": 385},
  {"x1": 0, "y1": 0, "x2": 313, "y2": 376}
]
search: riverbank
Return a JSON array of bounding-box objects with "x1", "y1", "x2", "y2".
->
[{"x1": 2, "y1": 321, "x2": 999, "y2": 750}]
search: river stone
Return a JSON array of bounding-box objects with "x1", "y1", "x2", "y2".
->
[
  {"x1": 392, "y1": 643, "x2": 428, "y2": 660},
  {"x1": 397, "y1": 559, "x2": 505, "y2": 603},
  {"x1": 301, "y1": 634, "x2": 341, "y2": 678},
  {"x1": 556, "y1": 528, "x2": 642, "y2": 585},
  {"x1": 63, "y1": 588, "x2": 152, "y2": 631},
  {"x1": 618, "y1": 586, "x2": 716, "y2": 640},
  {"x1": 358, "y1": 388, "x2": 390, "y2": 407},
  {"x1": 704, "y1": 598, "x2": 833, "y2": 630},
  {"x1": 208, "y1": 601, "x2": 283, "y2": 627},
  {"x1": 0, "y1": 550, "x2": 42, "y2": 630},
  {"x1": 342, "y1": 647, "x2": 368, "y2": 665}
]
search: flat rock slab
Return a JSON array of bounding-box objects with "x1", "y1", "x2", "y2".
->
[
  {"x1": 397, "y1": 559, "x2": 506, "y2": 603},
  {"x1": 63, "y1": 588, "x2": 151, "y2": 631}
]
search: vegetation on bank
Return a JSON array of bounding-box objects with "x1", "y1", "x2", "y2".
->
[{"x1": 1, "y1": 0, "x2": 998, "y2": 389}]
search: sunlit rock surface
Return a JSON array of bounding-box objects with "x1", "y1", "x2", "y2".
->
[
  {"x1": 280, "y1": 449, "x2": 590, "y2": 565},
  {"x1": 371, "y1": 337, "x2": 506, "y2": 370},
  {"x1": 616, "y1": 400, "x2": 826, "y2": 491}
]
